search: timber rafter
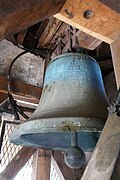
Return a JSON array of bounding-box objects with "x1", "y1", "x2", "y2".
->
[{"x1": 0, "y1": 0, "x2": 66, "y2": 40}]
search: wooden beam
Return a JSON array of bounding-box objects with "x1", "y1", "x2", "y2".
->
[
  {"x1": 53, "y1": 151, "x2": 85, "y2": 180},
  {"x1": 39, "y1": 17, "x2": 102, "y2": 51},
  {"x1": 54, "y1": 0, "x2": 120, "y2": 44},
  {"x1": 98, "y1": 59, "x2": 113, "y2": 70},
  {"x1": 51, "y1": 155, "x2": 65, "y2": 180},
  {"x1": 0, "y1": 147, "x2": 36, "y2": 180},
  {"x1": 32, "y1": 149, "x2": 51, "y2": 180},
  {"x1": 109, "y1": 38, "x2": 120, "y2": 180},
  {"x1": 0, "y1": 92, "x2": 7, "y2": 104},
  {"x1": 0, "y1": 0, "x2": 66, "y2": 40},
  {"x1": 76, "y1": 30, "x2": 102, "y2": 50},
  {"x1": 0, "y1": 75, "x2": 41, "y2": 104},
  {"x1": 17, "y1": 29, "x2": 28, "y2": 45},
  {"x1": 38, "y1": 17, "x2": 63, "y2": 48},
  {"x1": 81, "y1": 113, "x2": 120, "y2": 180},
  {"x1": 80, "y1": 38, "x2": 120, "y2": 180},
  {"x1": 36, "y1": 20, "x2": 49, "y2": 40},
  {"x1": 99, "y1": 0, "x2": 120, "y2": 14},
  {"x1": 111, "y1": 151, "x2": 120, "y2": 180},
  {"x1": 110, "y1": 39, "x2": 120, "y2": 89},
  {"x1": 6, "y1": 35, "x2": 18, "y2": 46}
]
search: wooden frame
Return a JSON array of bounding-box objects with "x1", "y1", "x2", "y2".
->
[
  {"x1": 0, "y1": 0, "x2": 66, "y2": 40},
  {"x1": 54, "y1": 0, "x2": 120, "y2": 44}
]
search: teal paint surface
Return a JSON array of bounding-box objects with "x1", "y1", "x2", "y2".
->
[{"x1": 44, "y1": 53, "x2": 103, "y2": 92}]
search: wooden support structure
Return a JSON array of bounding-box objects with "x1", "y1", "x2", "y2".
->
[
  {"x1": 111, "y1": 151, "x2": 120, "y2": 180},
  {"x1": 0, "y1": 0, "x2": 65, "y2": 40},
  {"x1": 37, "y1": 17, "x2": 102, "y2": 51},
  {"x1": 38, "y1": 17, "x2": 63, "y2": 48},
  {"x1": 36, "y1": 20, "x2": 49, "y2": 40},
  {"x1": 81, "y1": 113, "x2": 120, "y2": 180},
  {"x1": 16, "y1": 29, "x2": 28, "y2": 45},
  {"x1": 51, "y1": 155, "x2": 65, "y2": 180},
  {"x1": 99, "y1": 0, "x2": 120, "y2": 14},
  {"x1": 81, "y1": 38, "x2": 120, "y2": 179},
  {"x1": 76, "y1": 30, "x2": 102, "y2": 50},
  {"x1": 0, "y1": 147, "x2": 36, "y2": 180},
  {"x1": 0, "y1": 76, "x2": 41, "y2": 104},
  {"x1": 32, "y1": 149, "x2": 51, "y2": 180},
  {"x1": 110, "y1": 39, "x2": 120, "y2": 89},
  {"x1": 54, "y1": 0, "x2": 120, "y2": 44},
  {"x1": 108, "y1": 38, "x2": 120, "y2": 180}
]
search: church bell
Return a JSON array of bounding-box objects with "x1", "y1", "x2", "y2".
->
[{"x1": 10, "y1": 53, "x2": 108, "y2": 167}]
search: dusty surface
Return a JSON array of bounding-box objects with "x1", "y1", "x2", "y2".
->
[{"x1": 0, "y1": 40, "x2": 44, "y2": 87}]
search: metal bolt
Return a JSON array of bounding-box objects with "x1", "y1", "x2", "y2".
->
[
  {"x1": 64, "y1": 9, "x2": 74, "y2": 19},
  {"x1": 83, "y1": 10, "x2": 94, "y2": 19}
]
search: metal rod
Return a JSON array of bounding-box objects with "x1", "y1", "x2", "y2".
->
[{"x1": 71, "y1": 131, "x2": 78, "y2": 147}]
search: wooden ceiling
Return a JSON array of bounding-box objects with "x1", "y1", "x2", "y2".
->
[
  {"x1": 0, "y1": 0, "x2": 66, "y2": 40},
  {"x1": 0, "y1": 0, "x2": 119, "y2": 44}
]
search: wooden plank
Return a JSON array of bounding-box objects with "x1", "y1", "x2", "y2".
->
[
  {"x1": 46, "y1": 20, "x2": 102, "y2": 50},
  {"x1": 0, "y1": 147, "x2": 36, "y2": 180},
  {"x1": 99, "y1": 0, "x2": 120, "y2": 13},
  {"x1": 6, "y1": 35, "x2": 18, "y2": 46},
  {"x1": 32, "y1": 149, "x2": 51, "y2": 180},
  {"x1": 76, "y1": 30, "x2": 102, "y2": 50},
  {"x1": 0, "y1": 92, "x2": 7, "y2": 104},
  {"x1": 51, "y1": 156, "x2": 65, "y2": 180},
  {"x1": 38, "y1": 17, "x2": 63, "y2": 48},
  {"x1": 81, "y1": 37, "x2": 120, "y2": 180},
  {"x1": 111, "y1": 151, "x2": 120, "y2": 180},
  {"x1": 53, "y1": 151, "x2": 85, "y2": 180},
  {"x1": 17, "y1": 29, "x2": 28, "y2": 45},
  {"x1": 46, "y1": 21, "x2": 67, "y2": 50},
  {"x1": 98, "y1": 59, "x2": 113, "y2": 70},
  {"x1": 36, "y1": 20, "x2": 49, "y2": 40},
  {"x1": 116, "y1": 0, "x2": 120, "y2": 13},
  {"x1": 0, "y1": 0, "x2": 66, "y2": 40},
  {"x1": 0, "y1": 75, "x2": 41, "y2": 104},
  {"x1": 110, "y1": 39, "x2": 120, "y2": 89},
  {"x1": 54, "y1": 0, "x2": 120, "y2": 44},
  {"x1": 81, "y1": 113, "x2": 120, "y2": 180}
]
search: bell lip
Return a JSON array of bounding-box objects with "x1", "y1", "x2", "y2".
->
[
  {"x1": 10, "y1": 117, "x2": 105, "y2": 150},
  {"x1": 47, "y1": 53, "x2": 98, "y2": 67},
  {"x1": 10, "y1": 131, "x2": 99, "y2": 151}
]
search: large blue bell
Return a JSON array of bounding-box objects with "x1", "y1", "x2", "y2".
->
[{"x1": 10, "y1": 53, "x2": 108, "y2": 152}]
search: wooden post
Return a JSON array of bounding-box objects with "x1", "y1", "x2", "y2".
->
[
  {"x1": 32, "y1": 149, "x2": 51, "y2": 180},
  {"x1": 0, "y1": 75, "x2": 41, "y2": 104},
  {"x1": 81, "y1": 39, "x2": 120, "y2": 180},
  {"x1": 51, "y1": 155, "x2": 65, "y2": 180},
  {"x1": 81, "y1": 113, "x2": 120, "y2": 180},
  {"x1": 111, "y1": 151, "x2": 120, "y2": 180},
  {"x1": 110, "y1": 39, "x2": 120, "y2": 89}
]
